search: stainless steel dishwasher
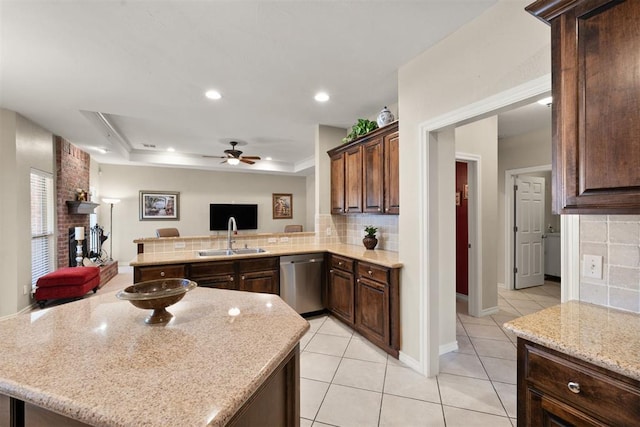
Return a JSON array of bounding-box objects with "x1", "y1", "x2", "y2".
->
[{"x1": 280, "y1": 254, "x2": 324, "y2": 315}]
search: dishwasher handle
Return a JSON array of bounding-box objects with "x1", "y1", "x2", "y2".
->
[{"x1": 281, "y1": 258, "x2": 323, "y2": 265}]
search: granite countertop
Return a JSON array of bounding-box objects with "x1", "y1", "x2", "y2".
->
[
  {"x1": 130, "y1": 243, "x2": 403, "y2": 269},
  {"x1": 0, "y1": 288, "x2": 309, "y2": 426},
  {"x1": 504, "y1": 300, "x2": 640, "y2": 381}
]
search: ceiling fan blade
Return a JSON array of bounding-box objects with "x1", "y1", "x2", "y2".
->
[
  {"x1": 240, "y1": 158, "x2": 255, "y2": 165},
  {"x1": 203, "y1": 155, "x2": 227, "y2": 159},
  {"x1": 220, "y1": 159, "x2": 228, "y2": 164},
  {"x1": 241, "y1": 156, "x2": 261, "y2": 160}
]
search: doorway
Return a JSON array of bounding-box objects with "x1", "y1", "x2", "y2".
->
[{"x1": 455, "y1": 161, "x2": 469, "y2": 297}]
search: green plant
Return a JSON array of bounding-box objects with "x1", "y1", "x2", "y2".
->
[
  {"x1": 342, "y1": 119, "x2": 378, "y2": 143},
  {"x1": 364, "y1": 225, "x2": 378, "y2": 237}
]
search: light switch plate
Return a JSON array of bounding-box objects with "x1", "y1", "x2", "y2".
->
[
  {"x1": 583, "y1": 254, "x2": 603, "y2": 279},
  {"x1": 267, "y1": 237, "x2": 277, "y2": 243},
  {"x1": 279, "y1": 236, "x2": 289, "y2": 243}
]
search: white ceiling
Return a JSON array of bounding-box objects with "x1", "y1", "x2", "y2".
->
[{"x1": 2, "y1": 1, "x2": 548, "y2": 176}]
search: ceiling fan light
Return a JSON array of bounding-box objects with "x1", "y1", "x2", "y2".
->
[
  {"x1": 227, "y1": 158, "x2": 240, "y2": 165},
  {"x1": 314, "y1": 92, "x2": 330, "y2": 102}
]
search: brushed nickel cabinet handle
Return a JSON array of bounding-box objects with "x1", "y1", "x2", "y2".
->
[
  {"x1": 368, "y1": 270, "x2": 373, "y2": 275},
  {"x1": 160, "y1": 271, "x2": 165, "y2": 277},
  {"x1": 229, "y1": 276, "x2": 234, "y2": 281},
  {"x1": 241, "y1": 275, "x2": 245, "y2": 280},
  {"x1": 567, "y1": 382, "x2": 581, "y2": 394}
]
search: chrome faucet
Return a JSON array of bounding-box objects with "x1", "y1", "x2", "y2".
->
[{"x1": 227, "y1": 216, "x2": 237, "y2": 251}]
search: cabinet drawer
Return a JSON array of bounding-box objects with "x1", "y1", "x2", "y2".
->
[
  {"x1": 190, "y1": 261, "x2": 235, "y2": 278},
  {"x1": 357, "y1": 262, "x2": 389, "y2": 284},
  {"x1": 136, "y1": 264, "x2": 186, "y2": 282},
  {"x1": 237, "y1": 257, "x2": 278, "y2": 273},
  {"x1": 524, "y1": 342, "x2": 640, "y2": 425},
  {"x1": 196, "y1": 274, "x2": 237, "y2": 290},
  {"x1": 330, "y1": 255, "x2": 354, "y2": 272}
]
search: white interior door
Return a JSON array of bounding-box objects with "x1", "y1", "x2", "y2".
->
[{"x1": 515, "y1": 175, "x2": 545, "y2": 289}]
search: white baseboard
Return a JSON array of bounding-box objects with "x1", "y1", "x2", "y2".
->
[
  {"x1": 479, "y1": 306, "x2": 499, "y2": 316},
  {"x1": 455, "y1": 293, "x2": 469, "y2": 301},
  {"x1": 398, "y1": 351, "x2": 423, "y2": 374},
  {"x1": 497, "y1": 282, "x2": 506, "y2": 289},
  {"x1": 439, "y1": 340, "x2": 458, "y2": 355}
]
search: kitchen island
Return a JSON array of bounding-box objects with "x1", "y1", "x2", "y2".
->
[{"x1": 0, "y1": 287, "x2": 309, "y2": 426}]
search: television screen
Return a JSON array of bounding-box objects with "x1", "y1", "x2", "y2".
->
[{"x1": 210, "y1": 204, "x2": 258, "y2": 231}]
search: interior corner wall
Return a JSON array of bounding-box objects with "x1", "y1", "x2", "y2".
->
[
  {"x1": 497, "y1": 125, "x2": 552, "y2": 285},
  {"x1": 455, "y1": 116, "x2": 499, "y2": 313},
  {"x1": 56, "y1": 137, "x2": 91, "y2": 268},
  {"x1": 398, "y1": 0, "x2": 550, "y2": 366}
]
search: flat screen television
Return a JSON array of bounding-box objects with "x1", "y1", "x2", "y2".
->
[{"x1": 209, "y1": 203, "x2": 258, "y2": 231}]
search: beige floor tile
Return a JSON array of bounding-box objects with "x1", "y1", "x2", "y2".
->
[
  {"x1": 491, "y1": 313, "x2": 520, "y2": 326},
  {"x1": 454, "y1": 335, "x2": 475, "y2": 355},
  {"x1": 507, "y1": 299, "x2": 545, "y2": 311},
  {"x1": 305, "y1": 333, "x2": 351, "y2": 357},
  {"x1": 317, "y1": 316, "x2": 354, "y2": 337},
  {"x1": 498, "y1": 290, "x2": 533, "y2": 301},
  {"x1": 300, "y1": 332, "x2": 313, "y2": 350},
  {"x1": 379, "y1": 394, "x2": 445, "y2": 427},
  {"x1": 456, "y1": 321, "x2": 466, "y2": 335},
  {"x1": 315, "y1": 384, "x2": 381, "y2": 426},
  {"x1": 300, "y1": 417, "x2": 313, "y2": 427},
  {"x1": 464, "y1": 324, "x2": 510, "y2": 341},
  {"x1": 386, "y1": 355, "x2": 409, "y2": 367},
  {"x1": 300, "y1": 378, "x2": 330, "y2": 420},
  {"x1": 311, "y1": 422, "x2": 335, "y2": 427},
  {"x1": 443, "y1": 406, "x2": 512, "y2": 427},
  {"x1": 439, "y1": 352, "x2": 488, "y2": 380},
  {"x1": 384, "y1": 365, "x2": 441, "y2": 403},
  {"x1": 481, "y1": 356, "x2": 517, "y2": 385},
  {"x1": 497, "y1": 303, "x2": 521, "y2": 316},
  {"x1": 438, "y1": 374, "x2": 506, "y2": 416},
  {"x1": 493, "y1": 382, "x2": 517, "y2": 418},
  {"x1": 307, "y1": 315, "x2": 328, "y2": 332},
  {"x1": 343, "y1": 336, "x2": 388, "y2": 364},
  {"x1": 301, "y1": 351, "x2": 342, "y2": 382},
  {"x1": 332, "y1": 357, "x2": 386, "y2": 392},
  {"x1": 470, "y1": 337, "x2": 516, "y2": 360},
  {"x1": 458, "y1": 313, "x2": 497, "y2": 326}
]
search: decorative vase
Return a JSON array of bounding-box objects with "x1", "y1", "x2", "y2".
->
[
  {"x1": 363, "y1": 236, "x2": 378, "y2": 250},
  {"x1": 377, "y1": 106, "x2": 395, "y2": 127}
]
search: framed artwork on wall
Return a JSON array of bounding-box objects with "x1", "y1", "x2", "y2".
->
[
  {"x1": 139, "y1": 191, "x2": 180, "y2": 220},
  {"x1": 272, "y1": 193, "x2": 293, "y2": 219}
]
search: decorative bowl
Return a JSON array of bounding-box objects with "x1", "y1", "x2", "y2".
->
[{"x1": 116, "y1": 278, "x2": 197, "y2": 324}]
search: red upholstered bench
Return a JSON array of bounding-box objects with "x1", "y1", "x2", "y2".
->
[{"x1": 35, "y1": 267, "x2": 101, "y2": 308}]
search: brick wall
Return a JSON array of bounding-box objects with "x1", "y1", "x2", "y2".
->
[{"x1": 55, "y1": 136, "x2": 91, "y2": 268}]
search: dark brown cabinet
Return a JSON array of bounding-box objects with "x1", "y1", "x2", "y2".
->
[
  {"x1": 328, "y1": 122, "x2": 399, "y2": 215},
  {"x1": 527, "y1": 0, "x2": 640, "y2": 214},
  {"x1": 326, "y1": 254, "x2": 400, "y2": 357},
  {"x1": 238, "y1": 257, "x2": 280, "y2": 294},
  {"x1": 518, "y1": 339, "x2": 640, "y2": 426},
  {"x1": 134, "y1": 264, "x2": 187, "y2": 283},
  {"x1": 189, "y1": 261, "x2": 236, "y2": 290},
  {"x1": 327, "y1": 255, "x2": 355, "y2": 324}
]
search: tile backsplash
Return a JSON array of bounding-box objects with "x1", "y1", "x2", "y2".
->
[
  {"x1": 579, "y1": 215, "x2": 640, "y2": 313},
  {"x1": 316, "y1": 213, "x2": 398, "y2": 251}
]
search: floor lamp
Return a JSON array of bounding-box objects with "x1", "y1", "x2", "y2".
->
[{"x1": 102, "y1": 198, "x2": 121, "y2": 261}]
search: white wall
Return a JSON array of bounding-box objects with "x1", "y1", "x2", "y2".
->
[
  {"x1": 398, "y1": 0, "x2": 550, "y2": 370},
  {"x1": 0, "y1": 109, "x2": 55, "y2": 316},
  {"x1": 97, "y1": 164, "x2": 308, "y2": 265},
  {"x1": 456, "y1": 117, "x2": 499, "y2": 314},
  {"x1": 306, "y1": 173, "x2": 315, "y2": 232}
]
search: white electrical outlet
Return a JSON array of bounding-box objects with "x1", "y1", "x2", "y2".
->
[
  {"x1": 267, "y1": 237, "x2": 277, "y2": 243},
  {"x1": 326, "y1": 227, "x2": 332, "y2": 236},
  {"x1": 583, "y1": 254, "x2": 603, "y2": 279},
  {"x1": 174, "y1": 242, "x2": 186, "y2": 249},
  {"x1": 23, "y1": 285, "x2": 28, "y2": 295},
  {"x1": 279, "y1": 236, "x2": 289, "y2": 243}
]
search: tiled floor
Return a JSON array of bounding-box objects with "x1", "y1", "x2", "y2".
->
[
  {"x1": 299, "y1": 280, "x2": 561, "y2": 427},
  {"x1": 31, "y1": 271, "x2": 560, "y2": 426}
]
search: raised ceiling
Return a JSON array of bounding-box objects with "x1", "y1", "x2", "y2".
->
[{"x1": 0, "y1": 1, "x2": 503, "y2": 174}]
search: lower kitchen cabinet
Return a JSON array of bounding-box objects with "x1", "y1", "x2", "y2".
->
[
  {"x1": 518, "y1": 339, "x2": 640, "y2": 426},
  {"x1": 327, "y1": 254, "x2": 400, "y2": 357},
  {"x1": 189, "y1": 261, "x2": 237, "y2": 290},
  {"x1": 134, "y1": 264, "x2": 187, "y2": 283},
  {"x1": 237, "y1": 257, "x2": 280, "y2": 294}
]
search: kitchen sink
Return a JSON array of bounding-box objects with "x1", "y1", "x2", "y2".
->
[{"x1": 197, "y1": 248, "x2": 267, "y2": 257}]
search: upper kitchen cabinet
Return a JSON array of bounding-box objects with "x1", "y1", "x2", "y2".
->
[
  {"x1": 328, "y1": 122, "x2": 399, "y2": 215},
  {"x1": 527, "y1": 0, "x2": 640, "y2": 214}
]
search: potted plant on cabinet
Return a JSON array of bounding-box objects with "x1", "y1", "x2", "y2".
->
[{"x1": 363, "y1": 226, "x2": 378, "y2": 250}]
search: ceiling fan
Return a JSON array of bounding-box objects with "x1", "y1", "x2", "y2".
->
[{"x1": 204, "y1": 141, "x2": 261, "y2": 165}]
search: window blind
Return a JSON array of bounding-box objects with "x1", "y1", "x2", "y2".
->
[{"x1": 31, "y1": 170, "x2": 54, "y2": 288}]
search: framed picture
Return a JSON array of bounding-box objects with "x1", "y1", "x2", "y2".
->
[
  {"x1": 272, "y1": 193, "x2": 293, "y2": 219},
  {"x1": 139, "y1": 191, "x2": 180, "y2": 220}
]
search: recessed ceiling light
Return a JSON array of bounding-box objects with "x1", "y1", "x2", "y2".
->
[
  {"x1": 167, "y1": 147, "x2": 175, "y2": 152},
  {"x1": 537, "y1": 96, "x2": 553, "y2": 106},
  {"x1": 314, "y1": 92, "x2": 330, "y2": 102},
  {"x1": 205, "y1": 90, "x2": 222, "y2": 100},
  {"x1": 265, "y1": 157, "x2": 272, "y2": 161}
]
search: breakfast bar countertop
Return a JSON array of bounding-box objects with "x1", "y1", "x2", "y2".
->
[
  {"x1": 504, "y1": 300, "x2": 640, "y2": 381},
  {"x1": 0, "y1": 288, "x2": 309, "y2": 426}
]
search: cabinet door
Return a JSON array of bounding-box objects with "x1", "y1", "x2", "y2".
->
[
  {"x1": 538, "y1": 0, "x2": 640, "y2": 213},
  {"x1": 327, "y1": 268, "x2": 355, "y2": 325},
  {"x1": 355, "y1": 277, "x2": 389, "y2": 346},
  {"x1": 344, "y1": 146, "x2": 363, "y2": 213},
  {"x1": 330, "y1": 153, "x2": 345, "y2": 214},
  {"x1": 239, "y1": 270, "x2": 279, "y2": 294},
  {"x1": 384, "y1": 130, "x2": 400, "y2": 214},
  {"x1": 134, "y1": 264, "x2": 186, "y2": 283},
  {"x1": 363, "y1": 136, "x2": 384, "y2": 213}
]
